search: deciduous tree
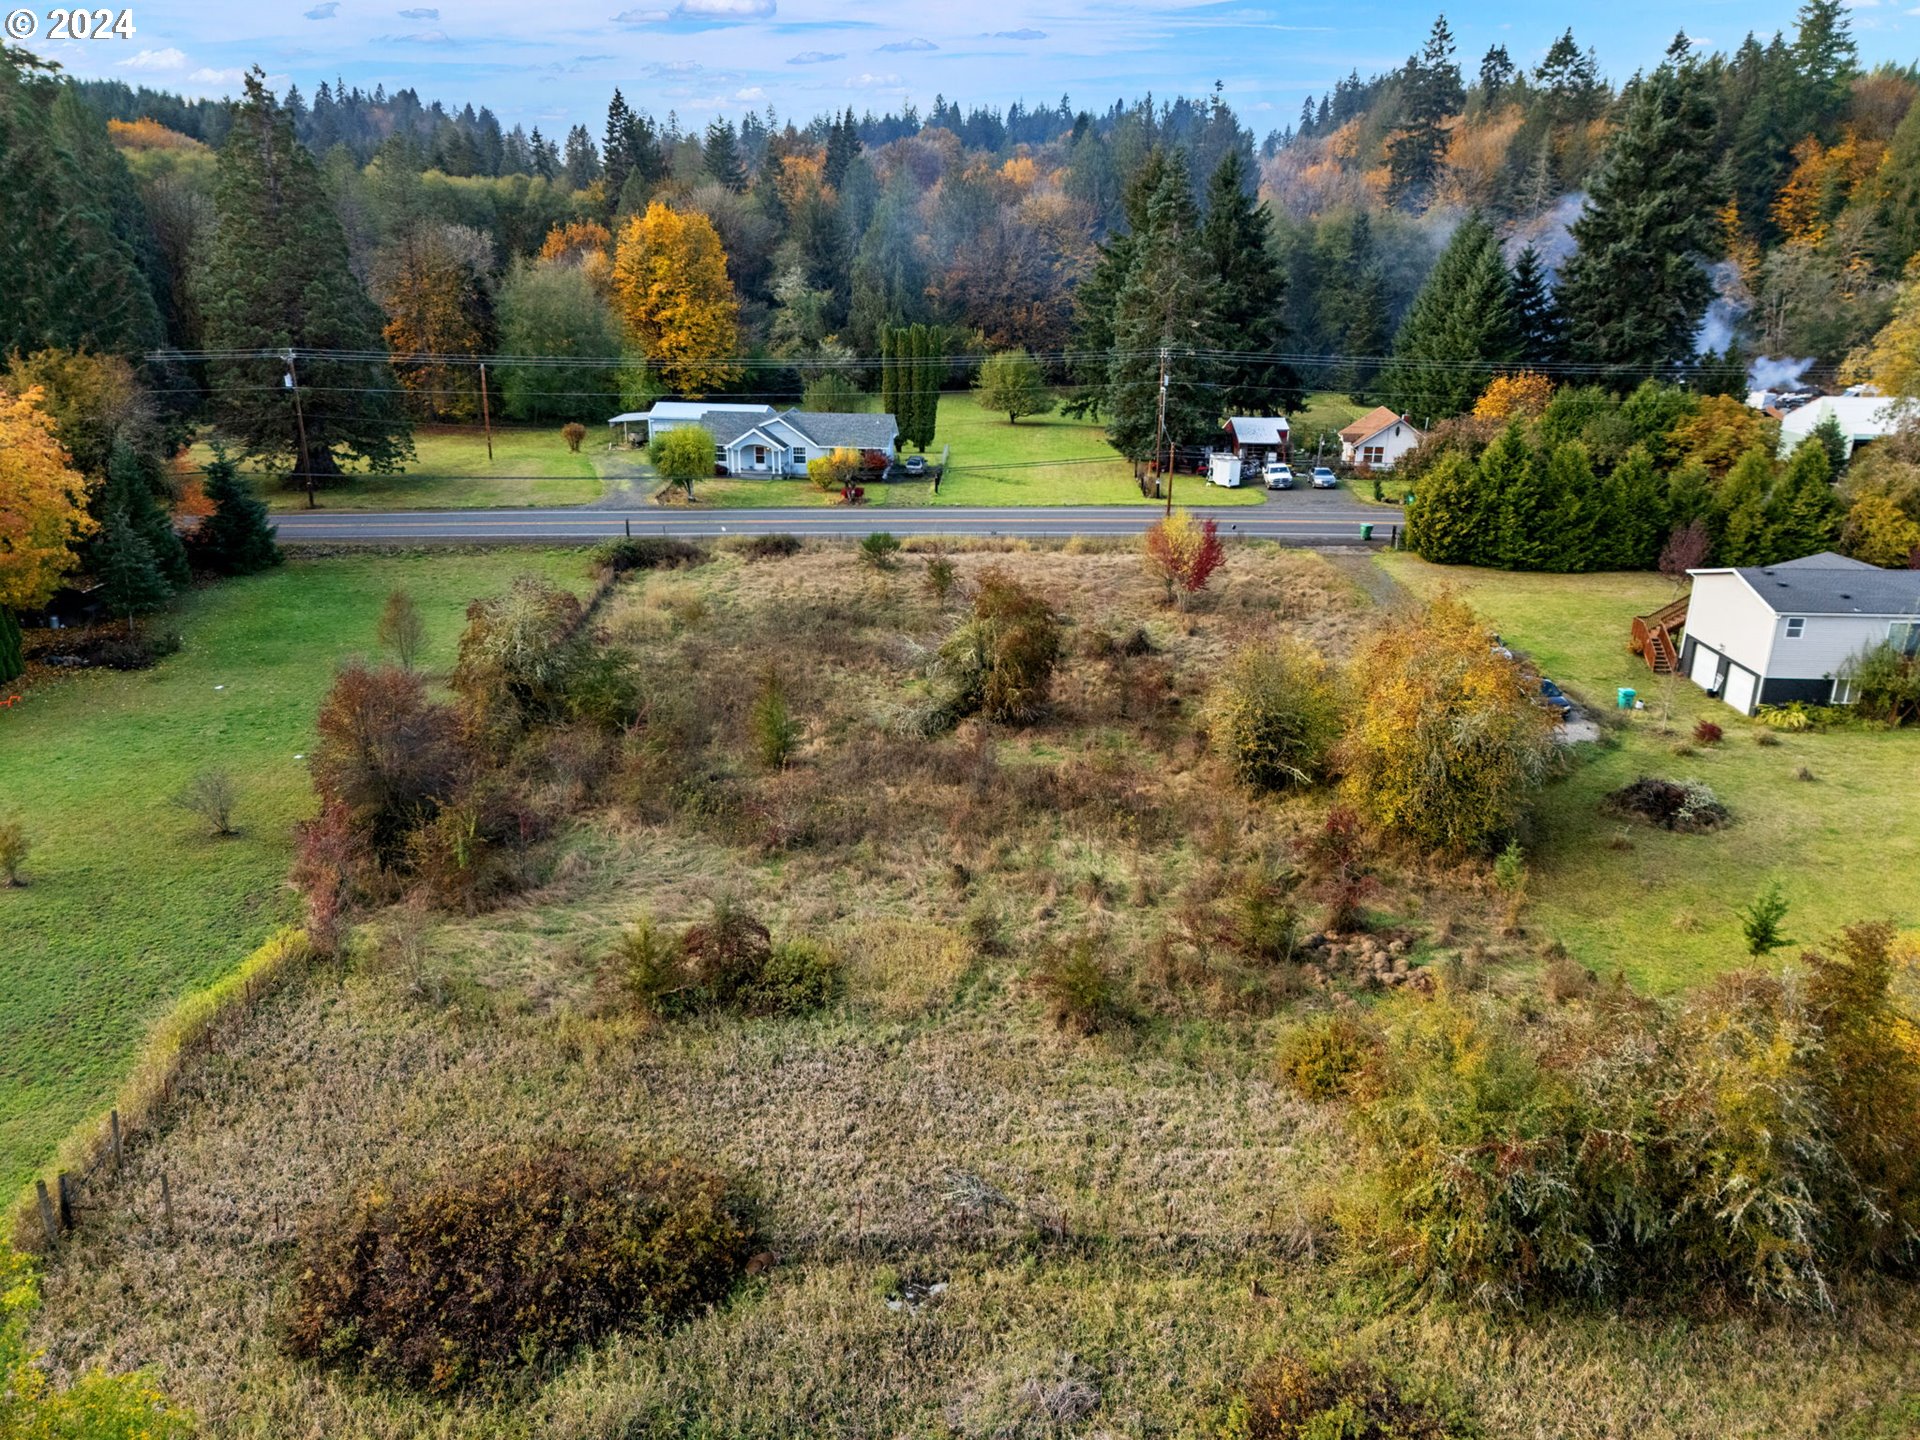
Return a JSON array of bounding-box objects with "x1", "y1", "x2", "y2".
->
[
  {"x1": 0, "y1": 385, "x2": 95, "y2": 678},
  {"x1": 611, "y1": 202, "x2": 742, "y2": 395},
  {"x1": 973, "y1": 349, "x2": 1047, "y2": 424}
]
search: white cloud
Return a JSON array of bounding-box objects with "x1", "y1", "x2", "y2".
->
[
  {"x1": 735, "y1": 86, "x2": 766, "y2": 100},
  {"x1": 843, "y1": 70, "x2": 902, "y2": 87},
  {"x1": 614, "y1": 0, "x2": 773, "y2": 21},
  {"x1": 304, "y1": 1, "x2": 339, "y2": 16},
  {"x1": 989, "y1": 28, "x2": 1047, "y2": 40},
  {"x1": 397, "y1": 6, "x2": 439, "y2": 16},
  {"x1": 120, "y1": 47, "x2": 188, "y2": 70},
  {"x1": 189, "y1": 66, "x2": 242, "y2": 84},
  {"x1": 1844, "y1": 0, "x2": 1880, "y2": 8},
  {"x1": 642, "y1": 59, "x2": 703, "y2": 74},
  {"x1": 787, "y1": 49, "x2": 843, "y2": 63},
  {"x1": 876, "y1": 37, "x2": 937, "y2": 52},
  {"x1": 388, "y1": 28, "x2": 449, "y2": 42}
]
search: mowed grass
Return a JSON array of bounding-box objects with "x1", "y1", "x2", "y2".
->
[
  {"x1": 1377, "y1": 553, "x2": 1920, "y2": 991},
  {"x1": 0, "y1": 550, "x2": 589, "y2": 1194},
  {"x1": 184, "y1": 427, "x2": 605, "y2": 512}
]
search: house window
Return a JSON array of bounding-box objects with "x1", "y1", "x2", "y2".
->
[
  {"x1": 792, "y1": 446, "x2": 807, "y2": 467},
  {"x1": 1362, "y1": 446, "x2": 1385, "y2": 465},
  {"x1": 1833, "y1": 676, "x2": 1858, "y2": 705},
  {"x1": 713, "y1": 447, "x2": 725, "y2": 467},
  {"x1": 1891, "y1": 620, "x2": 1920, "y2": 656},
  {"x1": 754, "y1": 446, "x2": 768, "y2": 467},
  {"x1": 1785, "y1": 616, "x2": 1806, "y2": 638}
]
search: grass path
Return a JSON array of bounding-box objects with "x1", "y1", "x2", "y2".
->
[
  {"x1": 0, "y1": 551, "x2": 588, "y2": 1193},
  {"x1": 1377, "y1": 554, "x2": 1920, "y2": 990}
]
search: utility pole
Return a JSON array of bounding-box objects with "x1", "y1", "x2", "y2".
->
[
  {"x1": 479, "y1": 361, "x2": 494, "y2": 462},
  {"x1": 284, "y1": 349, "x2": 315, "y2": 510},
  {"x1": 1155, "y1": 345, "x2": 1172, "y2": 517}
]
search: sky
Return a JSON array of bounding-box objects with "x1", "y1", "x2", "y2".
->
[{"x1": 29, "y1": 0, "x2": 1920, "y2": 136}]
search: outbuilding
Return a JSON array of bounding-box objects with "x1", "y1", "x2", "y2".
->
[
  {"x1": 1222, "y1": 416, "x2": 1291, "y2": 468},
  {"x1": 1774, "y1": 395, "x2": 1917, "y2": 460},
  {"x1": 1681, "y1": 552, "x2": 1920, "y2": 715}
]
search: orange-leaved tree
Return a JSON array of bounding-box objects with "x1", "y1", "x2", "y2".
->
[
  {"x1": 1, "y1": 384, "x2": 96, "y2": 680},
  {"x1": 1143, "y1": 509, "x2": 1226, "y2": 606},
  {"x1": 1340, "y1": 594, "x2": 1555, "y2": 857},
  {"x1": 611, "y1": 202, "x2": 741, "y2": 396},
  {"x1": 1471, "y1": 371, "x2": 1555, "y2": 423}
]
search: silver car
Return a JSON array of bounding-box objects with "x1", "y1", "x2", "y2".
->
[{"x1": 1311, "y1": 466, "x2": 1338, "y2": 489}]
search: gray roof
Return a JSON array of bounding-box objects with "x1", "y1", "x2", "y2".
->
[
  {"x1": 1725, "y1": 557, "x2": 1920, "y2": 617},
  {"x1": 703, "y1": 411, "x2": 784, "y2": 446},
  {"x1": 1226, "y1": 416, "x2": 1290, "y2": 444},
  {"x1": 779, "y1": 410, "x2": 899, "y2": 451}
]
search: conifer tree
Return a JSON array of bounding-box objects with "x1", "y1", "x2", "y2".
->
[
  {"x1": 824, "y1": 109, "x2": 860, "y2": 191},
  {"x1": 96, "y1": 442, "x2": 187, "y2": 591},
  {"x1": 703, "y1": 117, "x2": 747, "y2": 192},
  {"x1": 1546, "y1": 441, "x2": 1603, "y2": 571},
  {"x1": 1601, "y1": 446, "x2": 1669, "y2": 569},
  {"x1": 1509, "y1": 245, "x2": 1564, "y2": 366},
  {"x1": 1557, "y1": 44, "x2": 1719, "y2": 386},
  {"x1": 1106, "y1": 149, "x2": 1218, "y2": 461},
  {"x1": 1717, "y1": 446, "x2": 1778, "y2": 565},
  {"x1": 200, "y1": 71, "x2": 412, "y2": 492},
  {"x1": 1200, "y1": 151, "x2": 1300, "y2": 414},
  {"x1": 190, "y1": 445, "x2": 282, "y2": 575},
  {"x1": 94, "y1": 504, "x2": 170, "y2": 629},
  {"x1": 1387, "y1": 15, "x2": 1465, "y2": 207},
  {"x1": 1381, "y1": 213, "x2": 1517, "y2": 423},
  {"x1": 1768, "y1": 438, "x2": 1844, "y2": 558},
  {"x1": 1405, "y1": 451, "x2": 1481, "y2": 564},
  {"x1": 0, "y1": 607, "x2": 21, "y2": 686}
]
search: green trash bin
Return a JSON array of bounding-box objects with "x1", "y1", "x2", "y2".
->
[
  {"x1": 1617, "y1": 687, "x2": 1637, "y2": 709},
  {"x1": 1360, "y1": 522, "x2": 1375, "y2": 541}
]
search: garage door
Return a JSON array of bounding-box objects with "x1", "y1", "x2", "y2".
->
[
  {"x1": 1725, "y1": 666, "x2": 1758, "y2": 715},
  {"x1": 1689, "y1": 643, "x2": 1720, "y2": 690}
]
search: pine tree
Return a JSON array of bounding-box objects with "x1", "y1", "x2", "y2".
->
[
  {"x1": 1768, "y1": 438, "x2": 1844, "y2": 559},
  {"x1": 94, "y1": 504, "x2": 171, "y2": 629},
  {"x1": 1556, "y1": 48, "x2": 1719, "y2": 386},
  {"x1": 1546, "y1": 441, "x2": 1603, "y2": 571},
  {"x1": 200, "y1": 71, "x2": 412, "y2": 491},
  {"x1": 1200, "y1": 151, "x2": 1300, "y2": 414},
  {"x1": 190, "y1": 444, "x2": 282, "y2": 575},
  {"x1": 703, "y1": 117, "x2": 746, "y2": 192},
  {"x1": 96, "y1": 442, "x2": 187, "y2": 591},
  {"x1": 1380, "y1": 213, "x2": 1517, "y2": 423},
  {"x1": 824, "y1": 109, "x2": 860, "y2": 191},
  {"x1": 1105, "y1": 148, "x2": 1217, "y2": 461},
  {"x1": 1405, "y1": 451, "x2": 1481, "y2": 564},
  {"x1": 1717, "y1": 445, "x2": 1778, "y2": 565},
  {"x1": 1509, "y1": 245, "x2": 1564, "y2": 365},
  {"x1": 1386, "y1": 15, "x2": 1464, "y2": 207},
  {"x1": 603, "y1": 89, "x2": 635, "y2": 203},
  {"x1": 1601, "y1": 446, "x2": 1669, "y2": 568}
]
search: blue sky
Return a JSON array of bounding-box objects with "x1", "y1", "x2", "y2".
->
[{"x1": 38, "y1": 0, "x2": 1919, "y2": 135}]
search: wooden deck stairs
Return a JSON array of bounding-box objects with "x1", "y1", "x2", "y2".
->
[{"x1": 1630, "y1": 593, "x2": 1690, "y2": 674}]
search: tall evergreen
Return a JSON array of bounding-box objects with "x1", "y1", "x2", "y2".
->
[
  {"x1": 1717, "y1": 446, "x2": 1778, "y2": 565},
  {"x1": 1405, "y1": 451, "x2": 1481, "y2": 564},
  {"x1": 1498, "y1": 445, "x2": 1564, "y2": 572},
  {"x1": 89, "y1": 442, "x2": 186, "y2": 593},
  {"x1": 1546, "y1": 441, "x2": 1603, "y2": 571},
  {"x1": 703, "y1": 117, "x2": 747, "y2": 192},
  {"x1": 603, "y1": 89, "x2": 635, "y2": 201},
  {"x1": 1601, "y1": 446, "x2": 1669, "y2": 569},
  {"x1": 1556, "y1": 42, "x2": 1719, "y2": 387},
  {"x1": 1476, "y1": 421, "x2": 1532, "y2": 566},
  {"x1": 94, "y1": 504, "x2": 171, "y2": 628},
  {"x1": 1768, "y1": 439, "x2": 1844, "y2": 559},
  {"x1": 199, "y1": 70, "x2": 412, "y2": 489},
  {"x1": 1509, "y1": 245, "x2": 1564, "y2": 366},
  {"x1": 1061, "y1": 149, "x2": 1166, "y2": 419},
  {"x1": 1380, "y1": 212, "x2": 1517, "y2": 423},
  {"x1": 824, "y1": 108, "x2": 861, "y2": 191},
  {"x1": 190, "y1": 445, "x2": 282, "y2": 575},
  {"x1": 1200, "y1": 151, "x2": 1300, "y2": 414},
  {"x1": 1386, "y1": 15, "x2": 1464, "y2": 207},
  {"x1": 1105, "y1": 148, "x2": 1217, "y2": 461}
]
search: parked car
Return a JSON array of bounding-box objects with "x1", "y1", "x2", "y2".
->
[
  {"x1": 1264, "y1": 462, "x2": 1294, "y2": 489},
  {"x1": 1537, "y1": 678, "x2": 1574, "y2": 719},
  {"x1": 1310, "y1": 466, "x2": 1339, "y2": 489},
  {"x1": 902, "y1": 455, "x2": 926, "y2": 476}
]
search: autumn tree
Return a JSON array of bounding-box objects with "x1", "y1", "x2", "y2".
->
[
  {"x1": 1472, "y1": 372, "x2": 1555, "y2": 423},
  {"x1": 1342, "y1": 595, "x2": 1555, "y2": 857},
  {"x1": 1143, "y1": 509, "x2": 1226, "y2": 606},
  {"x1": 974, "y1": 349, "x2": 1047, "y2": 424},
  {"x1": 611, "y1": 201, "x2": 741, "y2": 395},
  {"x1": 806, "y1": 446, "x2": 862, "y2": 494},
  {"x1": 374, "y1": 224, "x2": 499, "y2": 421},
  {"x1": 1846, "y1": 257, "x2": 1920, "y2": 402},
  {"x1": 0, "y1": 386, "x2": 95, "y2": 680}
]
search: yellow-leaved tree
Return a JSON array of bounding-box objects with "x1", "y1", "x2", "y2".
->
[
  {"x1": 1846, "y1": 256, "x2": 1920, "y2": 403},
  {"x1": 1341, "y1": 595, "x2": 1555, "y2": 857},
  {"x1": 1471, "y1": 371, "x2": 1555, "y2": 423},
  {"x1": 1, "y1": 385, "x2": 95, "y2": 607},
  {"x1": 611, "y1": 202, "x2": 741, "y2": 396}
]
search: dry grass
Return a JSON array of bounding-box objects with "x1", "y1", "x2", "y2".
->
[{"x1": 24, "y1": 543, "x2": 1920, "y2": 1438}]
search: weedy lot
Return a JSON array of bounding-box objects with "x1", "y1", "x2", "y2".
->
[
  {"x1": 1378, "y1": 554, "x2": 1920, "y2": 991},
  {"x1": 0, "y1": 550, "x2": 587, "y2": 1194},
  {"x1": 14, "y1": 539, "x2": 1920, "y2": 1438}
]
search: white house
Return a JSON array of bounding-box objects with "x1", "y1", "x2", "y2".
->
[
  {"x1": 612, "y1": 401, "x2": 778, "y2": 446},
  {"x1": 1772, "y1": 395, "x2": 1916, "y2": 460},
  {"x1": 703, "y1": 408, "x2": 900, "y2": 477},
  {"x1": 1338, "y1": 406, "x2": 1424, "y2": 470},
  {"x1": 1681, "y1": 552, "x2": 1920, "y2": 715}
]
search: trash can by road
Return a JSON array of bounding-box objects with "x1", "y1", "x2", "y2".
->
[{"x1": 1359, "y1": 522, "x2": 1374, "y2": 541}]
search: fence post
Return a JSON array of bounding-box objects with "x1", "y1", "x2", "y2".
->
[
  {"x1": 56, "y1": 1171, "x2": 73, "y2": 1230},
  {"x1": 35, "y1": 1180, "x2": 59, "y2": 1248}
]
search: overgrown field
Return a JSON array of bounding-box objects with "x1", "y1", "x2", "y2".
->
[
  {"x1": 0, "y1": 549, "x2": 587, "y2": 1193},
  {"x1": 1377, "y1": 554, "x2": 1920, "y2": 990},
  {"x1": 16, "y1": 540, "x2": 1920, "y2": 1437}
]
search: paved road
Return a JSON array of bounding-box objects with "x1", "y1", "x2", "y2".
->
[{"x1": 273, "y1": 490, "x2": 1404, "y2": 544}]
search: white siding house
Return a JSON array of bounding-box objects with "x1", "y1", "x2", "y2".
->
[
  {"x1": 703, "y1": 409, "x2": 900, "y2": 477},
  {"x1": 1338, "y1": 406, "x2": 1423, "y2": 470},
  {"x1": 1681, "y1": 553, "x2": 1920, "y2": 715},
  {"x1": 1772, "y1": 395, "x2": 1917, "y2": 460},
  {"x1": 630, "y1": 402, "x2": 776, "y2": 442}
]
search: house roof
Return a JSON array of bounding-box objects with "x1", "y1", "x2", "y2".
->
[
  {"x1": 1226, "y1": 416, "x2": 1290, "y2": 444},
  {"x1": 705, "y1": 411, "x2": 787, "y2": 446},
  {"x1": 643, "y1": 401, "x2": 776, "y2": 423},
  {"x1": 1776, "y1": 395, "x2": 1916, "y2": 449},
  {"x1": 1339, "y1": 406, "x2": 1417, "y2": 444},
  {"x1": 778, "y1": 410, "x2": 899, "y2": 451},
  {"x1": 1692, "y1": 556, "x2": 1920, "y2": 617}
]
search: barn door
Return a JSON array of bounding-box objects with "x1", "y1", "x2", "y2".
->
[
  {"x1": 1689, "y1": 644, "x2": 1720, "y2": 691},
  {"x1": 1724, "y1": 666, "x2": 1758, "y2": 715}
]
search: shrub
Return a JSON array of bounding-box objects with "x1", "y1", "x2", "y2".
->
[
  {"x1": 1205, "y1": 639, "x2": 1343, "y2": 793},
  {"x1": 806, "y1": 446, "x2": 862, "y2": 494},
  {"x1": 403, "y1": 778, "x2": 544, "y2": 913},
  {"x1": 1233, "y1": 1351, "x2": 1470, "y2": 1440},
  {"x1": 623, "y1": 900, "x2": 843, "y2": 1018},
  {"x1": 0, "y1": 818, "x2": 28, "y2": 886},
  {"x1": 736, "y1": 532, "x2": 802, "y2": 561},
  {"x1": 281, "y1": 1148, "x2": 755, "y2": 1395},
  {"x1": 375, "y1": 587, "x2": 426, "y2": 670},
  {"x1": 453, "y1": 576, "x2": 638, "y2": 748},
  {"x1": 1692, "y1": 718, "x2": 1724, "y2": 744},
  {"x1": 750, "y1": 669, "x2": 800, "y2": 770},
  {"x1": 1604, "y1": 776, "x2": 1730, "y2": 833},
  {"x1": 859, "y1": 530, "x2": 902, "y2": 569},
  {"x1": 311, "y1": 662, "x2": 464, "y2": 865},
  {"x1": 1739, "y1": 881, "x2": 1792, "y2": 957},
  {"x1": 1142, "y1": 509, "x2": 1226, "y2": 606},
  {"x1": 1840, "y1": 639, "x2": 1920, "y2": 726},
  {"x1": 169, "y1": 768, "x2": 241, "y2": 837},
  {"x1": 290, "y1": 801, "x2": 361, "y2": 956},
  {"x1": 923, "y1": 553, "x2": 958, "y2": 604},
  {"x1": 932, "y1": 568, "x2": 1062, "y2": 726},
  {"x1": 562, "y1": 421, "x2": 587, "y2": 452},
  {"x1": 589, "y1": 536, "x2": 709, "y2": 574},
  {"x1": 1276, "y1": 1012, "x2": 1380, "y2": 1101},
  {"x1": 1341, "y1": 597, "x2": 1556, "y2": 858},
  {"x1": 1035, "y1": 938, "x2": 1121, "y2": 1035}
]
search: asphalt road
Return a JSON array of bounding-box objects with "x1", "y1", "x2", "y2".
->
[{"x1": 273, "y1": 489, "x2": 1403, "y2": 544}]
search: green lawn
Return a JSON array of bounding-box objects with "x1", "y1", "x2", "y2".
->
[
  {"x1": 0, "y1": 551, "x2": 588, "y2": 1194},
  {"x1": 1377, "y1": 554, "x2": 1920, "y2": 991},
  {"x1": 185, "y1": 427, "x2": 605, "y2": 512}
]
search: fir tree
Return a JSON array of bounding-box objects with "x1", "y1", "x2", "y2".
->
[
  {"x1": 603, "y1": 89, "x2": 635, "y2": 202},
  {"x1": 1546, "y1": 441, "x2": 1603, "y2": 571},
  {"x1": 96, "y1": 442, "x2": 187, "y2": 590},
  {"x1": 824, "y1": 108, "x2": 860, "y2": 191},
  {"x1": 1380, "y1": 212, "x2": 1517, "y2": 423},
  {"x1": 1386, "y1": 15, "x2": 1464, "y2": 207},
  {"x1": 703, "y1": 117, "x2": 747, "y2": 192},
  {"x1": 94, "y1": 504, "x2": 171, "y2": 629},
  {"x1": 199, "y1": 71, "x2": 412, "y2": 492},
  {"x1": 1405, "y1": 450, "x2": 1481, "y2": 564},
  {"x1": 1556, "y1": 47, "x2": 1719, "y2": 386},
  {"x1": 190, "y1": 444, "x2": 282, "y2": 575},
  {"x1": 1602, "y1": 446, "x2": 1669, "y2": 569},
  {"x1": 1509, "y1": 245, "x2": 1564, "y2": 365},
  {"x1": 1199, "y1": 151, "x2": 1300, "y2": 415},
  {"x1": 1717, "y1": 446, "x2": 1778, "y2": 565},
  {"x1": 1768, "y1": 438, "x2": 1844, "y2": 559}
]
